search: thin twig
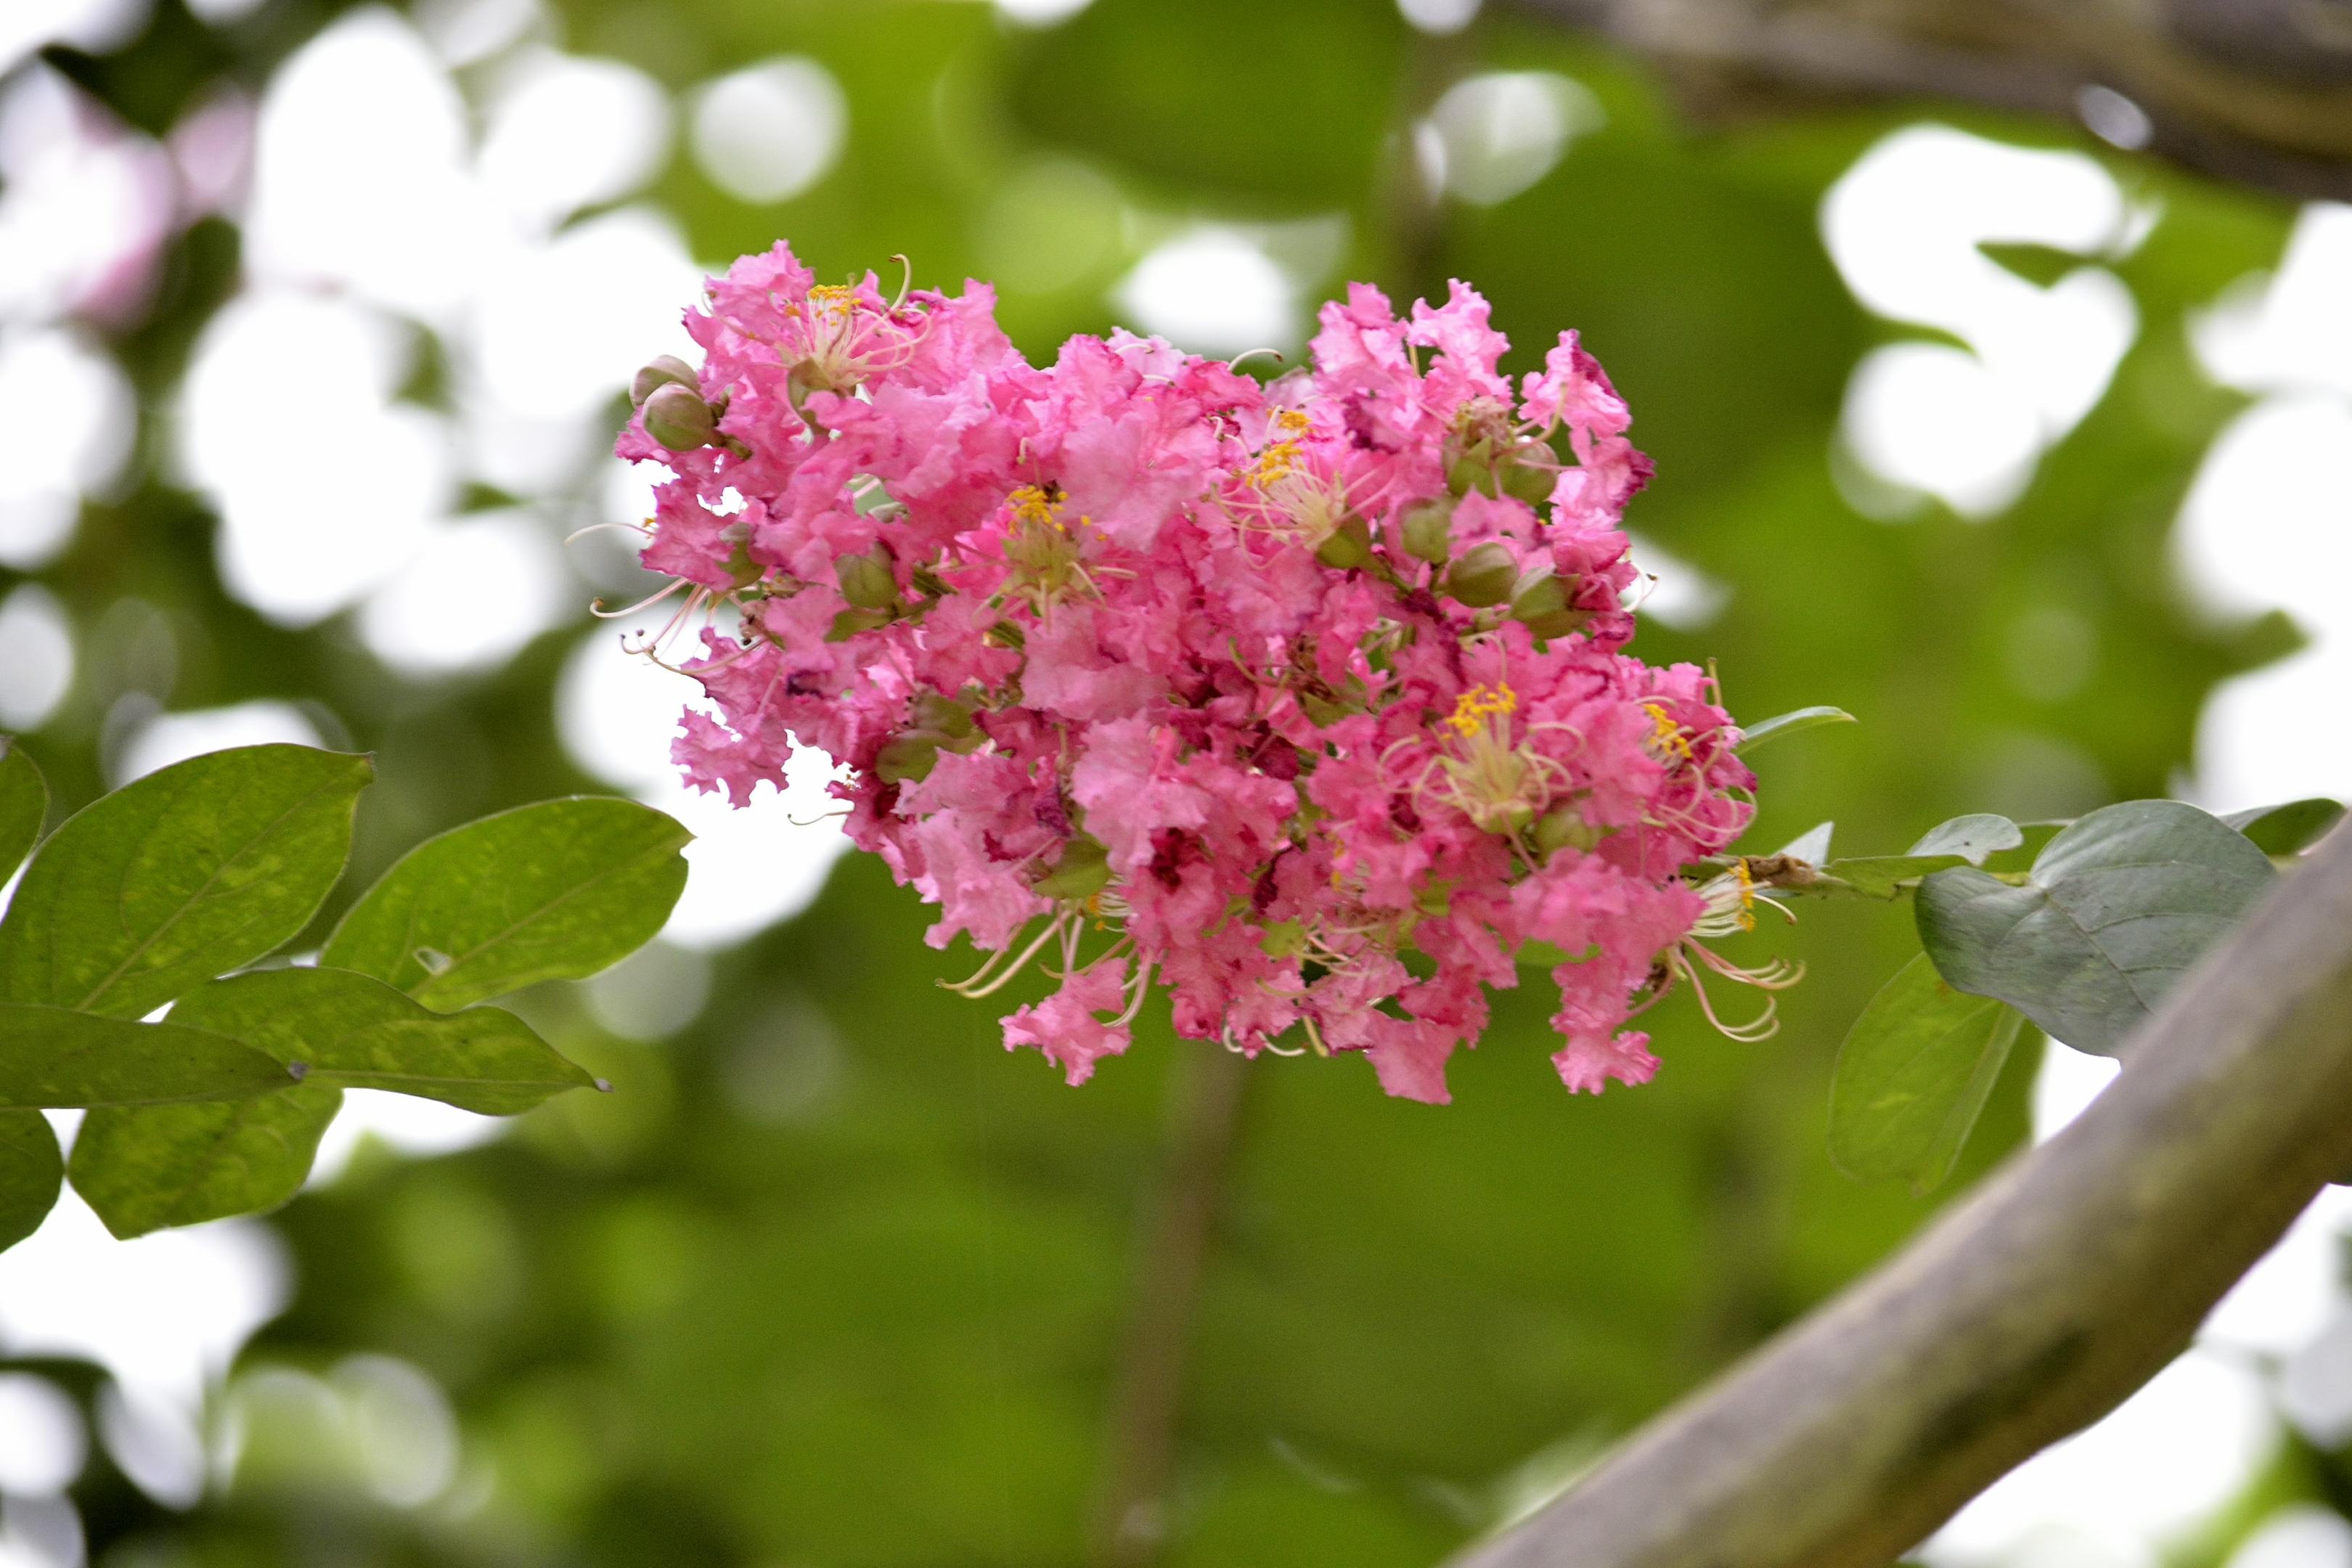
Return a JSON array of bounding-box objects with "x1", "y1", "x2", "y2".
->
[{"x1": 1092, "y1": 1043, "x2": 1251, "y2": 1566}]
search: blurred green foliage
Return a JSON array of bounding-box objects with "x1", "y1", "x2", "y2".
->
[{"x1": 5, "y1": 0, "x2": 2322, "y2": 1562}]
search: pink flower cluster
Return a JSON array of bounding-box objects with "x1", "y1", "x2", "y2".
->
[{"x1": 616, "y1": 244, "x2": 1773, "y2": 1103}]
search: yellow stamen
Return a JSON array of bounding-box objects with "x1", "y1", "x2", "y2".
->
[
  {"x1": 1644, "y1": 702, "x2": 1694, "y2": 764},
  {"x1": 1447, "y1": 682, "x2": 1518, "y2": 738}
]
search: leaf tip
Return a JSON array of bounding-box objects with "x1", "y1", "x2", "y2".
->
[{"x1": 594, "y1": 1077, "x2": 613, "y2": 1093}]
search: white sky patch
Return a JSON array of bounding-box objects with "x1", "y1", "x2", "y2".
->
[
  {"x1": 306, "y1": 1091, "x2": 505, "y2": 1188},
  {"x1": 991, "y1": 0, "x2": 1097, "y2": 25},
  {"x1": 1112, "y1": 228, "x2": 1297, "y2": 358},
  {"x1": 476, "y1": 49, "x2": 671, "y2": 239},
  {"x1": 0, "y1": 584, "x2": 75, "y2": 732},
  {"x1": 1398, "y1": 0, "x2": 1481, "y2": 35},
  {"x1": 557, "y1": 629, "x2": 849, "y2": 949},
  {"x1": 180, "y1": 290, "x2": 451, "y2": 625},
  {"x1": 0, "y1": 1169, "x2": 288, "y2": 1419},
  {"x1": 2180, "y1": 203, "x2": 2352, "y2": 817},
  {"x1": 0, "y1": 325, "x2": 136, "y2": 571},
  {"x1": 688, "y1": 57, "x2": 846, "y2": 206},
  {"x1": 0, "y1": 1373, "x2": 85, "y2": 1495},
  {"x1": 1423, "y1": 71, "x2": 1601, "y2": 207},
  {"x1": 1623, "y1": 531, "x2": 1730, "y2": 631},
  {"x1": 357, "y1": 510, "x2": 570, "y2": 677},
  {"x1": 1823, "y1": 125, "x2": 2141, "y2": 518},
  {"x1": 110, "y1": 699, "x2": 323, "y2": 786},
  {"x1": 1, "y1": 0, "x2": 149, "y2": 77},
  {"x1": 0, "y1": 67, "x2": 173, "y2": 327}
]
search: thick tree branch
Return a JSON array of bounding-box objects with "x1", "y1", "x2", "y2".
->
[
  {"x1": 1509, "y1": 0, "x2": 2352, "y2": 203},
  {"x1": 1453, "y1": 822, "x2": 2352, "y2": 1568}
]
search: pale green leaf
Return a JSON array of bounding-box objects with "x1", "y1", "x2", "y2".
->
[
  {"x1": 1829, "y1": 954, "x2": 2025, "y2": 1193},
  {"x1": 1734, "y1": 706, "x2": 1855, "y2": 756}
]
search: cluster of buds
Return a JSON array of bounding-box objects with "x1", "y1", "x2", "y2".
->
[{"x1": 614, "y1": 245, "x2": 1785, "y2": 1102}]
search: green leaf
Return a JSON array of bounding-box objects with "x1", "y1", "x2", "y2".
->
[
  {"x1": 1908, "y1": 814, "x2": 2022, "y2": 864},
  {"x1": 2223, "y1": 798, "x2": 2344, "y2": 857},
  {"x1": 1809, "y1": 855, "x2": 1967, "y2": 899},
  {"x1": 0, "y1": 1110, "x2": 62, "y2": 1253},
  {"x1": 173, "y1": 966, "x2": 599, "y2": 1114},
  {"x1": 0, "y1": 1004, "x2": 298, "y2": 1105},
  {"x1": 1775, "y1": 821, "x2": 1834, "y2": 863},
  {"x1": 1734, "y1": 707, "x2": 1855, "y2": 756},
  {"x1": 1916, "y1": 800, "x2": 2275, "y2": 1056},
  {"x1": 1981, "y1": 821, "x2": 2069, "y2": 875},
  {"x1": 70, "y1": 1085, "x2": 342, "y2": 1239},
  {"x1": 323, "y1": 797, "x2": 690, "y2": 1011},
  {"x1": 0, "y1": 738, "x2": 46, "y2": 886},
  {"x1": 1829, "y1": 954, "x2": 2026, "y2": 1193},
  {"x1": 0, "y1": 746, "x2": 373, "y2": 1020}
]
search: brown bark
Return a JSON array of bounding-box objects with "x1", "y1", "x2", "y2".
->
[
  {"x1": 1450, "y1": 822, "x2": 2352, "y2": 1568},
  {"x1": 1511, "y1": 0, "x2": 2352, "y2": 201}
]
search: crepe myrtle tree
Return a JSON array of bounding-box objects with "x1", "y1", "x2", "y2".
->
[{"x1": 3, "y1": 250, "x2": 2342, "y2": 1565}]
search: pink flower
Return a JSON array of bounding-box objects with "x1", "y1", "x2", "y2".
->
[{"x1": 616, "y1": 254, "x2": 1776, "y2": 1102}]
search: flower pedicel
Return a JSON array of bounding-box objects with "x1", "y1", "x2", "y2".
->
[{"x1": 613, "y1": 246, "x2": 1792, "y2": 1103}]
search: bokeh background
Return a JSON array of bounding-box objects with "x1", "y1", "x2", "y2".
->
[{"x1": 0, "y1": 0, "x2": 2349, "y2": 1564}]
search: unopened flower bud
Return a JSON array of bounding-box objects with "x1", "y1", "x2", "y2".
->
[
  {"x1": 1509, "y1": 569, "x2": 1591, "y2": 639},
  {"x1": 642, "y1": 382, "x2": 718, "y2": 452},
  {"x1": 1032, "y1": 834, "x2": 1111, "y2": 899},
  {"x1": 836, "y1": 547, "x2": 900, "y2": 611},
  {"x1": 1534, "y1": 804, "x2": 1606, "y2": 857},
  {"x1": 1445, "y1": 541, "x2": 1517, "y2": 608},
  {"x1": 631, "y1": 355, "x2": 698, "y2": 408},
  {"x1": 1314, "y1": 515, "x2": 1373, "y2": 570},
  {"x1": 875, "y1": 732, "x2": 940, "y2": 785},
  {"x1": 1445, "y1": 436, "x2": 1496, "y2": 498},
  {"x1": 1501, "y1": 441, "x2": 1559, "y2": 505},
  {"x1": 1400, "y1": 499, "x2": 1453, "y2": 565}
]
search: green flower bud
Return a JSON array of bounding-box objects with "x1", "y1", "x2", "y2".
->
[
  {"x1": 1258, "y1": 919, "x2": 1309, "y2": 958},
  {"x1": 1032, "y1": 834, "x2": 1112, "y2": 900},
  {"x1": 1445, "y1": 541, "x2": 1518, "y2": 608},
  {"x1": 1534, "y1": 804, "x2": 1606, "y2": 857},
  {"x1": 875, "y1": 732, "x2": 940, "y2": 785},
  {"x1": 630, "y1": 355, "x2": 698, "y2": 408},
  {"x1": 642, "y1": 382, "x2": 718, "y2": 452},
  {"x1": 836, "y1": 547, "x2": 900, "y2": 611},
  {"x1": 1500, "y1": 440, "x2": 1559, "y2": 505},
  {"x1": 824, "y1": 607, "x2": 897, "y2": 642},
  {"x1": 1445, "y1": 436, "x2": 1495, "y2": 498},
  {"x1": 1314, "y1": 515, "x2": 1374, "y2": 570},
  {"x1": 1400, "y1": 499, "x2": 1453, "y2": 564},
  {"x1": 910, "y1": 691, "x2": 976, "y2": 741},
  {"x1": 1509, "y1": 569, "x2": 1592, "y2": 639}
]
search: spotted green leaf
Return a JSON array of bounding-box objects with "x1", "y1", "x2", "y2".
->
[
  {"x1": 173, "y1": 965, "x2": 598, "y2": 1114},
  {"x1": 0, "y1": 1004, "x2": 298, "y2": 1106},
  {"x1": 0, "y1": 739, "x2": 46, "y2": 886},
  {"x1": 323, "y1": 797, "x2": 690, "y2": 1011},
  {"x1": 70, "y1": 1085, "x2": 342, "y2": 1239},
  {"x1": 0, "y1": 745, "x2": 373, "y2": 1020},
  {"x1": 0, "y1": 1109, "x2": 62, "y2": 1254}
]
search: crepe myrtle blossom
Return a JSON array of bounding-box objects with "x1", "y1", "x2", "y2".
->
[{"x1": 609, "y1": 245, "x2": 1793, "y2": 1103}]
